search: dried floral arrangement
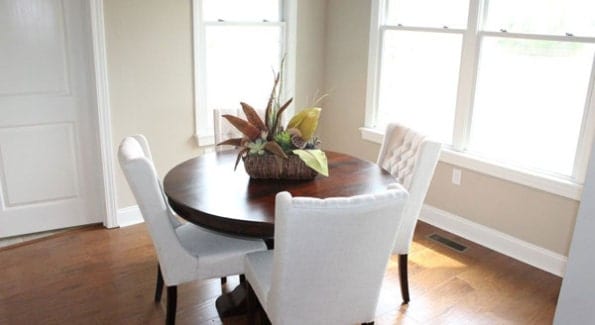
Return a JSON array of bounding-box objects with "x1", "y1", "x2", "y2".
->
[{"x1": 217, "y1": 73, "x2": 328, "y2": 178}]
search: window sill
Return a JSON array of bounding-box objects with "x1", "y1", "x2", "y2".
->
[{"x1": 360, "y1": 127, "x2": 583, "y2": 201}]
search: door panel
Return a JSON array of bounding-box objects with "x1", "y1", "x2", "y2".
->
[
  {"x1": 0, "y1": 123, "x2": 79, "y2": 206},
  {"x1": 0, "y1": 0, "x2": 70, "y2": 95},
  {"x1": 0, "y1": 0, "x2": 103, "y2": 237}
]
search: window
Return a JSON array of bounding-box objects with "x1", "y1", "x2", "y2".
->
[
  {"x1": 193, "y1": 0, "x2": 291, "y2": 145},
  {"x1": 366, "y1": 0, "x2": 595, "y2": 197}
]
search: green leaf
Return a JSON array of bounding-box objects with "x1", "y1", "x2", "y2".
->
[{"x1": 292, "y1": 149, "x2": 328, "y2": 177}]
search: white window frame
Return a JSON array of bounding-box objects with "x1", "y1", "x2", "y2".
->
[
  {"x1": 363, "y1": 0, "x2": 595, "y2": 200},
  {"x1": 191, "y1": 0, "x2": 297, "y2": 147}
]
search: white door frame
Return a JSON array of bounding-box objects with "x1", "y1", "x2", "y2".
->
[{"x1": 90, "y1": 0, "x2": 118, "y2": 228}]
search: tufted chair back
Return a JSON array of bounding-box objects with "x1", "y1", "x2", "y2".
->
[
  {"x1": 214, "y1": 109, "x2": 243, "y2": 151},
  {"x1": 377, "y1": 123, "x2": 441, "y2": 254},
  {"x1": 214, "y1": 108, "x2": 266, "y2": 151}
]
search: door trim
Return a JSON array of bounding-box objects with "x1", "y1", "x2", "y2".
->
[{"x1": 90, "y1": 0, "x2": 118, "y2": 228}]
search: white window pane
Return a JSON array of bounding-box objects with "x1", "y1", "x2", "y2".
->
[
  {"x1": 469, "y1": 37, "x2": 595, "y2": 176},
  {"x1": 386, "y1": 0, "x2": 469, "y2": 29},
  {"x1": 377, "y1": 31, "x2": 463, "y2": 144},
  {"x1": 203, "y1": 0, "x2": 280, "y2": 22},
  {"x1": 483, "y1": 0, "x2": 595, "y2": 36},
  {"x1": 205, "y1": 26, "x2": 281, "y2": 114}
]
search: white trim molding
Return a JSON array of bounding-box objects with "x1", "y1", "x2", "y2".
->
[
  {"x1": 117, "y1": 206, "x2": 143, "y2": 227},
  {"x1": 90, "y1": 0, "x2": 118, "y2": 229},
  {"x1": 360, "y1": 127, "x2": 583, "y2": 200},
  {"x1": 439, "y1": 149, "x2": 583, "y2": 200},
  {"x1": 420, "y1": 204, "x2": 567, "y2": 277}
]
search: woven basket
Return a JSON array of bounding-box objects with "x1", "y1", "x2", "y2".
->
[{"x1": 243, "y1": 154, "x2": 318, "y2": 180}]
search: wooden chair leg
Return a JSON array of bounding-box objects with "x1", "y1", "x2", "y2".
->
[
  {"x1": 166, "y1": 286, "x2": 177, "y2": 325},
  {"x1": 246, "y1": 280, "x2": 271, "y2": 325},
  {"x1": 220, "y1": 277, "x2": 227, "y2": 285},
  {"x1": 399, "y1": 254, "x2": 410, "y2": 303},
  {"x1": 239, "y1": 274, "x2": 246, "y2": 284},
  {"x1": 155, "y1": 264, "x2": 164, "y2": 302},
  {"x1": 246, "y1": 281, "x2": 256, "y2": 324}
]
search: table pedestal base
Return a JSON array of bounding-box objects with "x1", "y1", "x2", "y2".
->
[{"x1": 215, "y1": 283, "x2": 247, "y2": 318}]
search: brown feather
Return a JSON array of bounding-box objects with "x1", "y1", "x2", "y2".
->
[
  {"x1": 265, "y1": 73, "x2": 280, "y2": 130},
  {"x1": 234, "y1": 148, "x2": 249, "y2": 171},
  {"x1": 240, "y1": 102, "x2": 266, "y2": 131},
  {"x1": 216, "y1": 138, "x2": 243, "y2": 147},
  {"x1": 271, "y1": 98, "x2": 293, "y2": 135},
  {"x1": 222, "y1": 115, "x2": 260, "y2": 140},
  {"x1": 264, "y1": 141, "x2": 288, "y2": 159}
]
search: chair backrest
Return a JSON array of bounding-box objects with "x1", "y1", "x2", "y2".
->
[
  {"x1": 377, "y1": 123, "x2": 441, "y2": 254},
  {"x1": 214, "y1": 108, "x2": 243, "y2": 151},
  {"x1": 118, "y1": 136, "x2": 195, "y2": 284},
  {"x1": 214, "y1": 108, "x2": 267, "y2": 151},
  {"x1": 130, "y1": 134, "x2": 182, "y2": 229},
  {"x1": 268, "y1": 187, "x2": 409, "y2": 324}
]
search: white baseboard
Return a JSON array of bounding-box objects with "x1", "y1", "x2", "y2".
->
[
  {"x1": 114, "y1": 203, "x2": 567, "y2": 275},
  {"x1": 420, "y1": 205, "x2": 567, "y2": 277},
  {"x1": 117, "y1": 206, "x2": 143, "y2": 227}
]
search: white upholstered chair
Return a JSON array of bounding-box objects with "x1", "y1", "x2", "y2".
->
[
  {"x1": 213, "y1": 108, "x2": 267, "y2": 151},
  {"x1": 118, "y1": 135, "x2": 267, "y2": 324},
  {"x1": 213, "y1": 108, "x2": 243, "y2": 151},
  {"x1": 244, "y1": 187, "x2": 409, "y2": 325},
  {"x1": 377, "y1": 123, "x2": 441, "y2": 303}
]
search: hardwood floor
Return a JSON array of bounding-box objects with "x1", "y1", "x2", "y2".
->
[{"x1": 0, "y1": 221, "x2": 561, "y2": 324}]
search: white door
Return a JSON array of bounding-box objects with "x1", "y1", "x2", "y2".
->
[{"x1": 0, "y1": 0, "x2": 104, "y2": 237}]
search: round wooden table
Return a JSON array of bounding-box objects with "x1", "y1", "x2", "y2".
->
[
  {"x1": 163, "y1": 150, "x2": 396, "y2": 319},
  {"x1": 163, "y1": 150, "x2": 397, "y2": 238}
]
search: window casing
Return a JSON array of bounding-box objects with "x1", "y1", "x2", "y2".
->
[
  {"x1": 365, "y1": 0, "x2": 595, "y2": 199},
  {"x1": 193, "y1": 0, "x2": 294, "y2": 146}
]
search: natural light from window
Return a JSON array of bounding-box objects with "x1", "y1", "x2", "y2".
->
[
  {"x1": 194, "y1": 0, "x2": 285, "y2": 144},
  {"x1": 202, "y1": 0, "x2": 279, "y2": 22},
  {"x1": 377, "y1": 31, "x2": 462, "y2": 144},
  {"x1": 205, "y1": 26, "x2": 281, "y2": 111},
  {"x1": 370, "y1": 0, "x2": 595, "y2": 186},
  {"x1": 469, "y1": 39, "x2": 595, "y2": 176},
  {"x1": 386, "y1": 0, "x2": 469, "y2": 29},
  {"x1": 483, "y1": 0, "x2": 595, "y2": 36}
]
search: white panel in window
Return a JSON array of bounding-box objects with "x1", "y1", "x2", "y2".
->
[
  {"x1": 377, "y1": 30, "x2": 463, "y2": 144},
  {"x1": 469, "y1": 37, "x2": 595, "y2": 176},
  {"x1": 205, "y1": 25, "x2": 281, "y2": 113},
  {"x1": 483, "y1": 0, "x2": 595, "y2": 36},
  {"x1": 386, "y1": 0, "x2": 469, "y2": 29},
  {"x1": 202, "y1": 0, "x2": 280, "y2": 22}
]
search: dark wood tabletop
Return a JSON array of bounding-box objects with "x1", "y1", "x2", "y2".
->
[{"x1": 163, "y1": 150, "x2": 397, "y2": 238}]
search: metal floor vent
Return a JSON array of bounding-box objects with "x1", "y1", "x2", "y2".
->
[{"x1": 427, "y1": 233, "x2": 468, "y2": 253}]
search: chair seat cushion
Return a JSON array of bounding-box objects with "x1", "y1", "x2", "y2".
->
[
  {"x1": 176, "y1": 223, "x2": 267, "y2": 277},
  {"x1": 244, "y1": 250, "x2": 274, "y2": 308}
]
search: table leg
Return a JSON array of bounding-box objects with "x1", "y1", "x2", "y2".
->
[
  {"x1": 215, "y1": 282, "x2": 248, "y2": 318},
  {"x1": 216, "y1": 242, "x2": 273, "y2": 319}
]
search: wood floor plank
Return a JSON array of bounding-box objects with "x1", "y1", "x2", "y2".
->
[{"x1": 0, "y1": 221, "x2": 561, "y2": 324}]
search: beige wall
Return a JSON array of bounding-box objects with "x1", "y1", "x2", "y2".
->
[
  {"x1": 294, "y1": 0, "x2": 327, "y2": 110},
  {"x1": 105, "y1": 0, "x2": 327, "y2": 208},
  {"x1": 105, "y1": 0, "x2": 199, "y2": 208},
  {"x1": 105, "y1": 0, "x2": 579, "y2": 255},
  {"x1": 319, "y1": 0, "x2": 380, "y2": 162},
  {"x1": 321, "y1": 0, "x2": 579, "y2": 255}
]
